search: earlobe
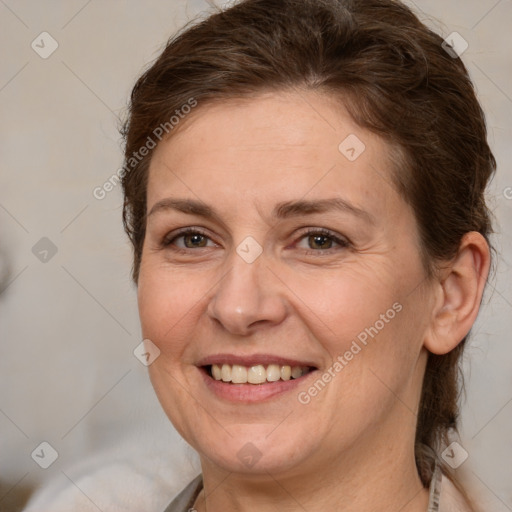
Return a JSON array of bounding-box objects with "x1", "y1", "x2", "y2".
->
[{"x1": 424, "y1": 232, "x2": 491, "y2": 355}]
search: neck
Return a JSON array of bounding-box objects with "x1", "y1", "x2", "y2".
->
[{"x1": 194, "y1": 412, "x2": 430, "y2": 512}]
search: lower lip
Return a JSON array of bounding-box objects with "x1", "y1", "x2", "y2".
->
[{"x1": 199, "y1": 368, "x2": 316, "y2": 403}]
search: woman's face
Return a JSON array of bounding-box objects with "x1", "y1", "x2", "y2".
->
[{"x1": 138, "y1": 90, "x2": 434, "y2": 477}]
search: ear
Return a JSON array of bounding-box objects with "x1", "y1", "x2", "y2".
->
[{"x1": 424, "y1": 232, "x2": 491, "y2": 355}]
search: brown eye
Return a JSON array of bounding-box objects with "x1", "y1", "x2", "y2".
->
[
  {"x1": 308, "y1": 234, "x2": 334, "y2": 250},
  {"x1": 182, "y1": 233, "x2": 208, "y2": 248},
  {"x1": 163, "y1": 228, "x2": 216, "y2": 250},
  {"x1": 295, "y1": 229, "x2": 350, "y2": 254}
]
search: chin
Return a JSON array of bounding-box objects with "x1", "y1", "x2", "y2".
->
[{"x1": 189, "y1": 422, "x2": 320, "y2": 476}]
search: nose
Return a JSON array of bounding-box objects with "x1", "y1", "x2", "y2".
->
[{"x1": 207, "y1": 252, "x2": 288, "y2": 336}]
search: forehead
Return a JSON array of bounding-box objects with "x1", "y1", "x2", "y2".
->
[{"x1": 147, "y1": 90, "x2": 402, "y2": 220}]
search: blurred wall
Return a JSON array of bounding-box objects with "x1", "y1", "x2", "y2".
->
[{"x1": 0, "y1": 0, "x2": 511, "y2": 510}]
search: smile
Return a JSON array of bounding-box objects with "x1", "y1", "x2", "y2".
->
[{"x1": 207, "y1": 363, "x2": 313, "y2": 384}]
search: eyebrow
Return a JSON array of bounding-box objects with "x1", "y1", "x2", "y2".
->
[{"x1": 148, "y1": 197, "x2": 375, "y2": 225}]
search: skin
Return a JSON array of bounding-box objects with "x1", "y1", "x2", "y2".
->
[{"x1": 137, "y1": 90, "x2": 490, "y2": 511}]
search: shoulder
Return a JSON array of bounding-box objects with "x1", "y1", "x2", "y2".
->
[
  {"x1": 162, "y1": 475, "x2": 203, "y2": 512},
  {"x1": 439, "y1": 473, "x2": 474, "y2": 512},
  {"x1": 22, "y1": 450, "x2": 188, "y2": 512}
]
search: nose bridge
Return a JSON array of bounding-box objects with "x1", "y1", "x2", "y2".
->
[{"x1": 207, "y1": 247, "x2": 287, "y2": 335}]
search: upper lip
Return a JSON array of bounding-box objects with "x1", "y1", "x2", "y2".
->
[{"x1": 196, "y1": 353, "x2": 318, "y2": 368}]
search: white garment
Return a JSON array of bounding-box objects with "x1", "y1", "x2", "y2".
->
[{"x1": 438, "y1": 475, "x2": 475, "y2": 512}]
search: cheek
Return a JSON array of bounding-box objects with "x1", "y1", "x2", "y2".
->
[
  {"x1": 331, "y1": 292, "x2": 427, "y2": 419},
  {"x1": 137, "y1": 265, "x2": 205, "y2": 436},
  {"x1": 287, "y1": 265, "x2": 399, "y2": 349},
  {"x1": 290, "y1": 265, "x2": 421, "y2": 399},
  {"x1": 137, "y1": 260, "x2": 204, "y2": 355}
]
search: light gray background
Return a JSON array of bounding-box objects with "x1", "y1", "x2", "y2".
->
[{"x1": 0, "y1": 1, "x2": 511, "y2": 511}]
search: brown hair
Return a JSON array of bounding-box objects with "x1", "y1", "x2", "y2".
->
[{"x1": 121, "y1": 0, "x2": 495, "y2": 505}]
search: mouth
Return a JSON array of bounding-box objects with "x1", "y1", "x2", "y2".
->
[
  {"x1": 203, "y1": 363, "x2": 316, "y2": 384},
  {"x1": 196, "y1": 354, "x2": 319, "y2": 402}
]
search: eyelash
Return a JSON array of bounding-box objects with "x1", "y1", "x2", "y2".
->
[
  {"x1": 162, "y1": 227, "x2": 350, "y2": 256},
  {"x1": 296, "y1": 228, "x2": 350, "y2": 255}
]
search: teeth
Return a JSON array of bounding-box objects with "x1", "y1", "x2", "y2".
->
[
  {"x1": 221, "y1": 364, "x2": 231, "y2": 382},
  {"x1": 280, "y1": 365, "x2": 291, "y2": 381},
  {"x1": 231, "y1": 364, "x2": 247, "y2": 384},
  {"x1": 210, "y1": 363, "x2": 311, "y2": 384},
  {"x1": 247, "y1": 365, "x2": 267, "y2": 384},
  {"x1": 291, "y1": 366, "x2": 303, "y2": 379},
  {"x1": 212, "y1": 364, "x2": 222, "y2": 380},
  {"x1": 266, "y1": 364, "x2": 281, "y2": 382}
]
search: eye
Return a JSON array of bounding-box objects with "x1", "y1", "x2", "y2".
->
[
  {"x1": 161, "y1": 227, "x2": 349, "y2": 255},
  {"x1": 162, "y1": 228, "x2": 217, "y2": 251},
  {"x1": 295, "y1": 228, "x2": 349, "y2": 254}
]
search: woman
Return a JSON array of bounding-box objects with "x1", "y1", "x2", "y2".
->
[{"x1": 121, "y1": 0, "x2": 495, "y2": 510}]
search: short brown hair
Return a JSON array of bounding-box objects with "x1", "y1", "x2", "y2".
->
[{"x1": 121, "y1": 0, "x2": 495, "y2": 502}]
